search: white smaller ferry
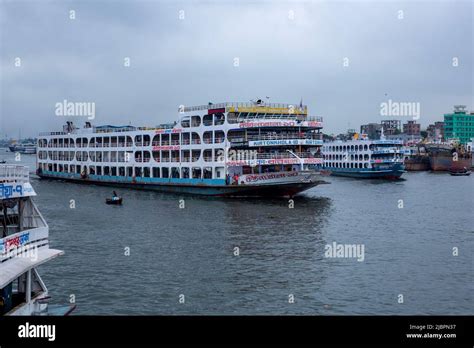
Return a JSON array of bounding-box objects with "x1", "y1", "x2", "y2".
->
[
  {"x1": 0, "y1": 165, "x2": 75, "y2": 315},
  {"x1": 322, "y1": 132, "x2": 406, "y2": 179}
]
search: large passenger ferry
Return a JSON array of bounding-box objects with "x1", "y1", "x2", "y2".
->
[
  {"x1": 322, "y1": 133, "x2": 406, "y2": 179},
  {"x1": 37, "y1": 101, "x2": 327, "y2": 197},
  {"x1": 0, "y1": 165, "x2": 75, "y2": 315}
]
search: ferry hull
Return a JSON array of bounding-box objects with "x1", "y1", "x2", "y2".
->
[
  {"x1": 37, "y1": 172, "x2": 326, "y2": 197},
  {"x1": 326, "y1": 163, "x2": 405, "y2": 180},
  {"x1": 329, "y1": 170, "x2": 404, "y2": 180}
]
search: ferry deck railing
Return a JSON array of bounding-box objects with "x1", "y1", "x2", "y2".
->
[
  {"x1": 0, "y1": 165, "x2": 30, "y2": 184},
  {"x1": 255, "y1": 152, "x2": 321, "y2": 160},
  {"x1": 183, "y1": 102, "x2": 308, "y2": 112}
]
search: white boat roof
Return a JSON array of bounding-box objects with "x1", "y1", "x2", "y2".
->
[
  {"x1": 0, "y1": 248, "x2": 63, "y2": 288},
  {"x1": 0, "y1": 165, "x2": 36, "y2": 199}
]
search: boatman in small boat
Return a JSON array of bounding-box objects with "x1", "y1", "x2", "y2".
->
[{"x1": 112, "y1": 191, "x2": 119, "y2": 201}]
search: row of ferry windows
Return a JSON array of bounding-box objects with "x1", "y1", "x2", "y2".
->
[
  {"x1": 323, "y1": 145, "x2": 370, "y2": 152},
  {"x1": 38, "y1": 131, "x2": 226, "y2": 148},
  {"x1": 324, "y1": 154, "x2": 370, "y2": 161},
  {"x1": 180, "y1": 112, "x2": 291, "y2": 127},
  {"x1": 326, "y1": 162, "x2": 369, "y2": 168},
  {"x1": 39, "y1": 163, "x2": 223, "y2": 179},
  {"x1": 38, "y1": 149, "x2": 225, "y2": 162}
]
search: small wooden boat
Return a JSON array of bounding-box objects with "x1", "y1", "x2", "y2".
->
[
  {"x1": 449, "y1": 168, "x2": 471, "y2": 176},
  {"x1": 0, "y1": 160, "x2": 6, "y2": 164},
  {"x1": 106, "y1": 197, "x2": 123, "y2": 205}
]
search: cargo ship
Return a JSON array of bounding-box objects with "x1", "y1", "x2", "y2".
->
[
  {"x1": 425, "y1": 143, "x2": 472, "y2": 171},
  {"x1": 403, "y1": 146, "x2": 430, "y2": 171},
  {"x1": 0, "y1": 165, "x2": 75, "y2": 315},
  {"x1": 36, "y1": 101, "x2": 328, "y2": 197}
]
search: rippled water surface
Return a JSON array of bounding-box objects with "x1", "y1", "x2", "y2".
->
[{"x1": 3, "y1": 150, "x2": 473, "y2": 314}]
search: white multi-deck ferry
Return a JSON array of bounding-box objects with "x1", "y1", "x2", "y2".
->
[
  {"x1": 322, "y1": 133, "x2": 406, "y2": 179},
  {"x1": 37, "y1": 101, "x2": 327, "y2": 196},
  {"x1": 0, "y1": 165, "x2": 75, "y2": 315}
]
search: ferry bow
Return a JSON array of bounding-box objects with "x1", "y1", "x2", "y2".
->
[{"x1": 0, "y1": 165, "x2": 75, "y2": 316}]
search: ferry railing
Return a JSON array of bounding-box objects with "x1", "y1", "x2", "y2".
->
[
  {"x1": 0, "y1": 165, "x2": 30, "y2": 183},
  {"x1": 370, "y1": 158, "x2": 404, "y2": 163},
  {"x1": 244, "y1": 134, "x2": 323, "y2": 141},
  {"x1": 39, "y1": 131, "x2": 67, "y2": 136},
  {"x1": 255, "y1": 152, "x2": 320, "y2": 160},
  {"x1": 183, "y1": 102, "x2": 308, "y2": 112},
  {"x1": 307, "y1": 116, "x2": 323, "y2": 122}
]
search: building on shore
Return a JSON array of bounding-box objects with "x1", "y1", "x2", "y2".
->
[
  {"x1": 444, "y1": 105, "x2": 474, "y2": 144},
  {"x1": 360, "y1": 123, "x2": 382, "y2": 140},
  {"x1": 403, "y1": 120, "x2": 421, "y2": 136},
  {"x1": 381, "y1": 120, "x2": 401, "y2": 136},
  {"x1": 426, "y1": 121, "x2": 445, "y2": 142}
]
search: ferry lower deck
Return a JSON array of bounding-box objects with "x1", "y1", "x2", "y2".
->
[{"x1": 37, "y1": 168, "x2": 327, "y2": 197}]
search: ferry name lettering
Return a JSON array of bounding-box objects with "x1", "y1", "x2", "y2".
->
[
  {"x1": 245, "y1": 172, "x2": 298, "y2": 183},
  {"x1": 0, "y1": 184, "x2": 23, "y2": 198},
  {"x1": 239, "y1": 121, "x2": 296, "y2": 128},
  {"x1": 5, "y1": 233, "x2": 30, "y2": 251}
]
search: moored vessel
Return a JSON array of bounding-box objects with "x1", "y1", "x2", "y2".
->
[
  {"x1": 9, "y1": 142, "x2": 37, "y2": 155},
  {"x1": 403, "y1": 145, "x2": 430, "y2": 171},
  {"x1": 322, "y1": 133, "x2": 406, "y2": 179},
  {"x1": 37, "y1": 101, "x2": 328, "y2": 197},
  {"x1": 425, "y1": 142, "x2": 472, "y2": 171},
  {"x1": 0, "y1": 165, "x2": 75, "y2": 315}
]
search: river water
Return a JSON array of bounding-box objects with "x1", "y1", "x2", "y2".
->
[{"x1": 2, "y1": 149, "x2": 473, "y2": 314}]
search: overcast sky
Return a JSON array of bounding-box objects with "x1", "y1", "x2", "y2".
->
[{"x1": 0, "y1": 0, "x2": 472, "y2": 138}]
